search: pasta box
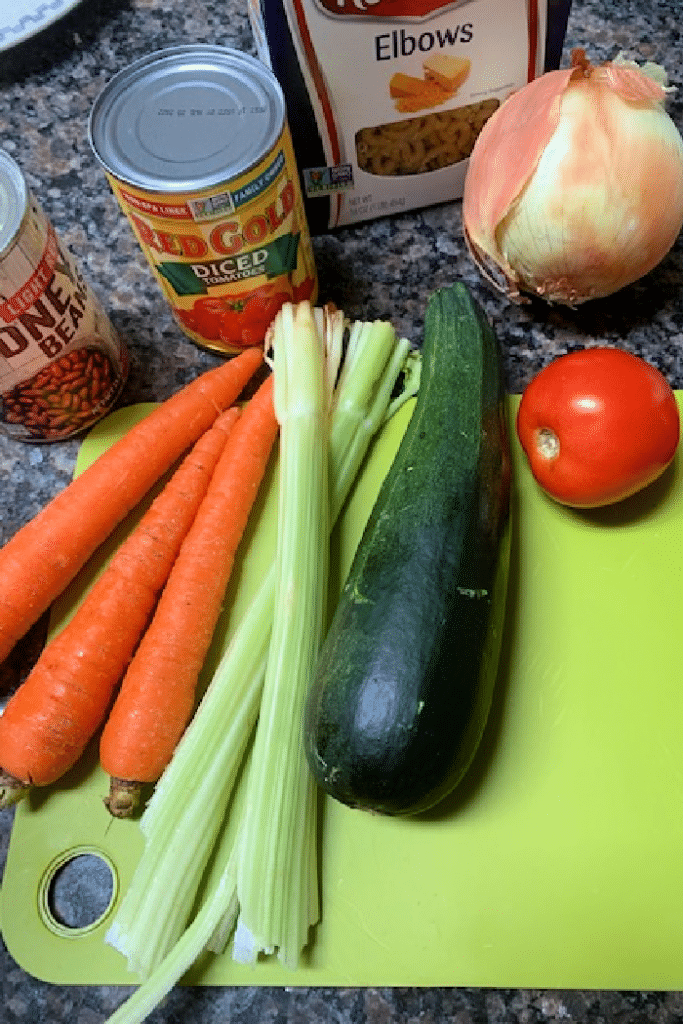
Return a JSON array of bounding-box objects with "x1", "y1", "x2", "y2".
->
[{"x1": 247, "y1": 0, "x2": 572, "y2": 231}]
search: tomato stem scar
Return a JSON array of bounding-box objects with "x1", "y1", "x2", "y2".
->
[{"x1": 535, "y1": 427, "x2": 560, "y2": 460}]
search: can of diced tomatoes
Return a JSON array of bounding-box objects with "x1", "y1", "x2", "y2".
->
[
  {"x1": 88, "y1": 45, "x2": 318, "y2": 356},
  {"x1": 0, "y1": 149, "x2": 128, "y2": 442}
]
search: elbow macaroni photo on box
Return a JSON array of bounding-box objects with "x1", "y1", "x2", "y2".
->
[{"x1": 247, "y1": 0, "x2": 571, "y2": 231}]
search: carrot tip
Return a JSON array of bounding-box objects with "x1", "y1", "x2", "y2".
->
[
  {"x1": 104, "y1": 777, "x2": 143, "y2": 819},
  {"x1": 0, "y1": 771, "x2": 29, "y2": 810}
]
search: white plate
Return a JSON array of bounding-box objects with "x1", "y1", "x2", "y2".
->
[{"x1": 0, "y1": 0, "x2": 81, "y2": 52}]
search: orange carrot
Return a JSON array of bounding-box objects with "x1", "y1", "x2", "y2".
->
[
  {"x1": 0, "y1": 408, "x2": 241, "y2": 807},
  {"x1": 100, "y1": 373, "x2": 278, "y2": 816},
  {"x1": 0, "y1": 347, "x2": 263, "y2": 665}
]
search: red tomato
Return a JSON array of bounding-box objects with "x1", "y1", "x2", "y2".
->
[{"x1": 516, "y1": 347, "x2": 680, "y2": 508}]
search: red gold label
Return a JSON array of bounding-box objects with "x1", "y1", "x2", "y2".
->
[{"x1": 106, "y1": 122, "x2": 318, "y2": 355}]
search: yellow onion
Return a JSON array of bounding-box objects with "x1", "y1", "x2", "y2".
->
[{"x1": 462, "y1": 49, "x2": 683, "y2": 305}]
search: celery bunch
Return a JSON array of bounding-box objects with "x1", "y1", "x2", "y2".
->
[
  {"x1": 234, "y1": 300, "x2": 328, "y2": 966},
  {"x1": 103, "y1": 303, "x2": 420, "y2": 1024}
]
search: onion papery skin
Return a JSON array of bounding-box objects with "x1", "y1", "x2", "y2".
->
[{"x1": 462, "y1": 51, "x2": 683, "y2": 306}]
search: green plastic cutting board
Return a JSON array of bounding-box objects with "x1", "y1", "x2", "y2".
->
[{"x1": 3, "y1": 394, "x2": 683, "y2": 990}]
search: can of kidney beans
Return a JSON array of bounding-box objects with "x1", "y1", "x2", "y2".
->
[
  {"x1": 88, "y1": 45, "x2": 318, "y2": 356},
  {"x1": 0, "y1": 150, "x2": 128, "y2": 442}
]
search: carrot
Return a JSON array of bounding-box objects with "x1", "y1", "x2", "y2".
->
[
  {"x1": 0, "y1": 408, "x2": 241, "y2": 808},
  {"x1": 0, "y1": 347, "x2": 262, "y2": 666},
  {"x1": 100, "y1": 373, "x2": 279, "y2": 817}
]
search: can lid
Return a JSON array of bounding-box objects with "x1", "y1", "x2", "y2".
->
[
  {"x1": 88, "y1": 45, "x2": 286, "y2": 193},
  {"x1": 0, "y1": 149, "x2": 28, "y2": 254}
]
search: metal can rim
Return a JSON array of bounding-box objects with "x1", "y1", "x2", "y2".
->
[
  {"x1": 88, "y1": 45, "x2": 287, "y2": 195},
  {"x1": 0, "y1": 148, "x2": 29, "y2": 256}
]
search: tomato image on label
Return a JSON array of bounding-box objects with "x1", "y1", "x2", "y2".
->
[
  {"x1": 178, "y1": 282, "x2": 307, "y2": 349},
  {"x1": 516, "y1": 347, "x2": 680, "y2": 508}
]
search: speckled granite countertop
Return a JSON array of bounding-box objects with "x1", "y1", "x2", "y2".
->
[{"x1": 2, "y1": 0, "x2": 683, "y2": 1020}]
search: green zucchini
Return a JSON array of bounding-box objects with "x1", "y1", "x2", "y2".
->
[{"x1": 303, "y1": 282, "x2": 511, "y2": 816}]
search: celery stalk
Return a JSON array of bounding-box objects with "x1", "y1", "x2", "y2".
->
[
  {"x1": 330, "y1": 331, "x2": 417, "y2": 514},
  {"x1": 104, "y1": 842, "x2": 240, "y2": 1024},
  {"x1": 105, "y1": 310, "x2": 419, "y2": 985},
  {"x1": 313, "y1": 304, "x2": 346, "y2": 408},
  {"x1": 233, "y1": 300, "x2": 328, "y2": 967},
  {"x1": 104, "y1": 604, "x2": 269, "y2": 977}
]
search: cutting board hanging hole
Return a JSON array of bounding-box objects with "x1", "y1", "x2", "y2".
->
[{"x1": 38, "y1": 847, "x2": 118, "y2": 938}]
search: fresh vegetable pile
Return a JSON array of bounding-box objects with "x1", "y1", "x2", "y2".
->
[
  {"x1": 0, "y1": 274, "x2": 519, "y2": 1019},
  {"x1": 100, "y1": 300, "x2": 422, "y2": 1016},
  {"x1": 0, "y1": 290, "x2": 448, "y2": 1012}
]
